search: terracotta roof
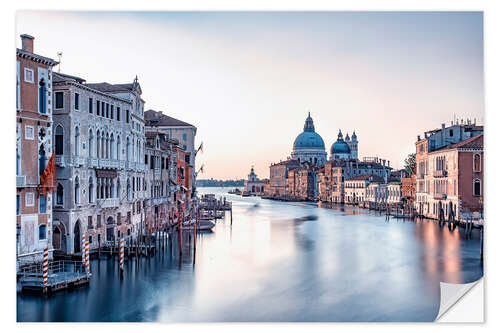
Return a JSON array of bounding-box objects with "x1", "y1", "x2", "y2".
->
[
  {"x1": 145, "y1": 109, "x2": 195, "y2": 128},
  {"x1": 86, "y1": 82, "x2": 137, "y2": 93},
  {"x1": 53, "y1": 72, "x2": 86, "y2": 84},
  {"x1": 272, "y1": 159, "x2": 301, "y2": 167},
  {"x1": 451, "y1": 134, "x2": 483, "y2": 149},
  {"x1": 432, "y1": 134, "x2": 484, "y2": 152},
  {"x1": 16, "y1": 48, "x2": 58, "y2": 66}
]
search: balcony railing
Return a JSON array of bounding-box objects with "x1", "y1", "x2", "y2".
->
[
  {"x1": 16, "y1": 175, "x2": 26, "y2": 187},
  {"x1": 434, "y1": 193, "x2": 447, "y2": 200},
  {"x1": 433, "y1": 170, "x2": 447, "y2": 178},
  {"x1": 98, "y1": 159, "x2": 119, "y2": 169},
  {"x1": 73, "y1": 156, "x2": 86, "y2": 167},
  {"x1": 119, "y1": 160, "x2": 126, "y2": 169},
  {"x1": 97, "y1": 198, "x2": 119, "y2": 208},
  {"x1": 55, "y1": 155, "x2": 65, "y2": 167},
  {"x1": 126, "y1": 161, "x2": 134, "y2": 170},
  {"x1": 87, "y1": 157, "x2": 98, "y2": 168}
]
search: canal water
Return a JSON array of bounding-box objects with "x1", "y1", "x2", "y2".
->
[{"x1": 17, "y1": 187, "x2": 483, "y2": 322}]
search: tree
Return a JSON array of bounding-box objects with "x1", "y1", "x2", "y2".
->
[{"x1": 404, "y1": 153, "x2": 416, "y2": 176}]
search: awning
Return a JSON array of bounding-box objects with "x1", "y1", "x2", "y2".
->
[
  {"x1": 177, "y1": 199, "x2": 184, "y2": 204},
  {"x1": 169, "y1": 178, "x2": 177, "y2": 185},
  {"x1": 181, "y1": 185, "x2": 188, "y2": 191}
]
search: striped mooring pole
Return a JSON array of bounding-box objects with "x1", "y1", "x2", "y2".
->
[
  {"x1": 85, "y1": 240, "x2": 90, "y2": 275},
  {"x1": 42, "y1": 247, "x2": 49, "y2": 294},
  {"x1": 119, "y1": 238, "x2": 124, "y2": 278},
  {"x1": 81, "y1": 234, "x2": 86, "y2": 272}
]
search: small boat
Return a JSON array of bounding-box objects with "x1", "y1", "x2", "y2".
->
[
  {"x1": 228, "y1": 188, "x2": 242, "y2": 195},
  {"x1": 241, "y1": 191, "x2": 251, "y2": 197},
  {"x1": 182, "y1": 220, "x2": 215, "y2": 231}
]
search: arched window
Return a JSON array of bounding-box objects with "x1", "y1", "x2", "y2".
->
[
  {"x1": 39, "y1": 78, "x2": 46, "y2": 114},
  {"x1": 96, "y1": 130, "x2": 101, "y2": 158},
  {"x1": 88, "y1": 129, "x2": 94, "y2": 158},
  {"x1": 55, "y1": 125, "x2": 64, "y2": 155},
  {"x1": 105, "y1": 133, "x2": 110, "y2": 159},
  {"x1": 88, "y1": 177, "x2": 94, "y2": 203},
  {"x1": 110, "y1": 179, "x2": 115, "y2": 198},
  {"x1": 117, "y1": 136, "x2": 121, "y2": 161},
  {"x1": 56, "y1": 183, "x2": 64, "y2": 206},
  {"x1": 39, "y1": 144, "x2": 46, "y2": 175},
  {"x1": 126, "y1": 137, "x2": 130, "y2": 162},
  {"x1": 473, "y1": 179, "x2": 481, "y2": 197},
  {"x1": 74, "y1": 126, "x2": 80, "y2": 156},
  {"x1": 74, "y1": 176, "x2": 80, "y2": 204},
  {"x1": 39, "y1": 224, "x2": 47, "y2": 240},
  {"x1": 110, "y1": 133, "x2": 115, "y2": 159},
  {"x1": 127, "y1": 178, "x2": 131, "y2": 200},
  {"x1": 117, "y1": 178, "x2": 121, "y2": 199},
  {"x1": 473, "y1": 153, "x2": 481, "y2": 172}
]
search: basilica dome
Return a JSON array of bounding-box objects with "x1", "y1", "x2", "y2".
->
[
  {"x1": 291, "y1": 113, "x2": 327, "y2": 166},
  {"x1": 292, "y1": 113, "x2": 326, "y2": 150}
]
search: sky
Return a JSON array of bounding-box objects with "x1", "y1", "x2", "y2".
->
[{"x1": 16, "y1": 11, "x2": 484, "y2": 180}]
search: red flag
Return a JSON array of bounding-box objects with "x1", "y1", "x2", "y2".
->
[{"x1": 39, "y1": 152, "x2": 56, "y2": 197}]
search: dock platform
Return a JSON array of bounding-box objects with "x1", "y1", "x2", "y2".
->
[{"x1": 18, "y1": 261, "x2": 90, "y2": 294}]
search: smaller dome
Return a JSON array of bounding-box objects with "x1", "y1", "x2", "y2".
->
[
  {"x1": 352, "y1": 131, "x2": 357, "y2": 140},
  {"x1": 331, "y1": 130, "x2": 351, "y2": 155},
  {"x1": 331, "y1": 140, "x2": 351, "y2": 154}
]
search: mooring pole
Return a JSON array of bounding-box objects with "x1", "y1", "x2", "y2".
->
[
  {"x1": 119, "y1": 238, "x2": 124, "y2": 279},
  {"x1": 98, "y1": 237, "x2": 101, "y2": 260},
  {"x1": 42, "y1": 247, "x2": 49, "y2": 294}
]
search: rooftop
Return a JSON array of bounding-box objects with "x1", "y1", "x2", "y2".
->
[{"x1": 145, "y1": 109, "x2": 195, "y2": 128}]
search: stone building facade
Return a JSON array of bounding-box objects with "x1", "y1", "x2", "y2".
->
[
  {"x1": 267, "y1": 159, "x2": 301, "y2": 197},
  {"x1": 144, "y1": 110, "x2": 197, "y2": 194},
  {"x1": 16, "y1": 34, "x2": 58, "y2": 265},
  {"x1": 344, "y1": 174, "x2": 384, "y2": 205},
  {"x1": 286, "y1": 163, "x2": 317, "y2": 201},
  {"x1": 415, "y1": 121, "x2": 483, "y2": 220},
  {"x1": 144, "y1": 131, "x2": 179, "y2": 234},
  {"x1": 51, "y1": 72, "x2": 147, "y2": 255}
]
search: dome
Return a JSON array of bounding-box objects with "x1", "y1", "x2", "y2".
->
[
  {"x1": 292, "y1": 113, "x2": 325, "y2": 150},
  {"x1": 331, "y1": 129, "x2": 351, "y2": 154},
  {"x1": 331, "y1": 140, "x2": 351, "y2": 154},
  {"x1": 293, "y1": 131, "x2": 326, "y2": 150}
]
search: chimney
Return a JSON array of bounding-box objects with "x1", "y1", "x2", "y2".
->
[
  {"x1": 20, "y1": 34, "x2": 34, "y2": 53},
  {"x1": 417, "y1": 135, "x2": 421, "y2": 141}
]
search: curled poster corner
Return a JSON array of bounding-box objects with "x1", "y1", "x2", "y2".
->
[{"x1": 435, "y1": 279, "x2": 483, "y2": 322}]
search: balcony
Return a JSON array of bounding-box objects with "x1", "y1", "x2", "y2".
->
[
  {"x1": 73, "y1": 156, "x2": 86, "y2": 167},
  {"x1": 98, "y1": 159, "x2": 119, "y2": 169},
  {"x1": 434, "y1": 193, "x2": 447, "y2": 200},
  {"x1": 55, "y1": 156, "x2": 65, "y2": 167},
  {"x1": 119, "y1": 160, "x2": 126, "y2": 170},
  {"x1": 87, "y1": 157, "x2": 98, "y2": 168},
  {"x1": 16, "y1": 175, "x2": 26, "y2": 187},
  {"x1": 433, "y1": 170, "x2": 447, "y2": 178},
  {"x1": 97, "y1": 198, "x2": 119, "y2": 208},
  {"x1": 126, "y1": 161, "x2": 134, "y2": 170}
]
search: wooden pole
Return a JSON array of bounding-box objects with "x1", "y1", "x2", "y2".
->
[
  {"x1": 119, "y1": 238, "x2": 124, "y2": 279},
  {"x1": 42, "y1": 247, "x2": 49, "y2": 294}
]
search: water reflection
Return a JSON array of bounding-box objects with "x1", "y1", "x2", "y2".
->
[{"x1": 17, "y1": 187, "x2": 482, "y2": 322}]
